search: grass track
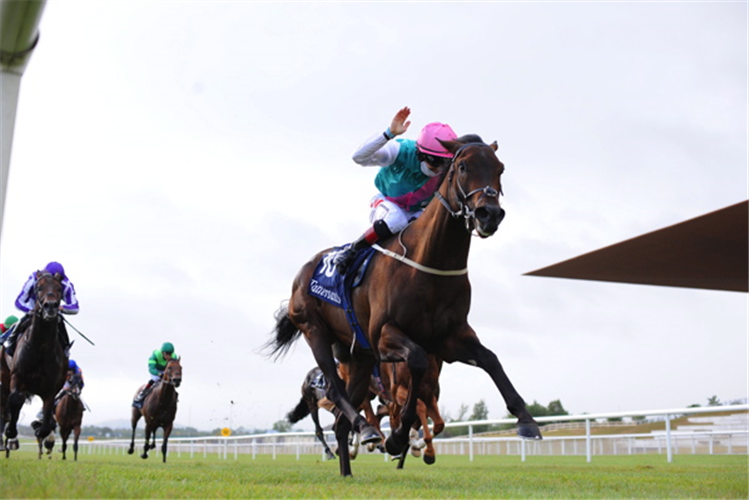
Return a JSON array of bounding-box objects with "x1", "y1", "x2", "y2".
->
[{"x1": 1, "y1": 450, "x2": 746, "y2": 499}]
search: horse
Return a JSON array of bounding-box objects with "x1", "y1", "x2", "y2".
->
[
  {"x1": 55, "y1": 385, "x2": 84, "y2": 460},
  {"x1": 286, "y1": 366, "x2": 337, "y2": 460},
  {"x1": 286, "y1": 365, "x2": 386, "y2": 460},
  {"x1": 0, "y1": 271, "x2": 68, "y2": 458},
  {"x1": 127, "y1": 357, "x2": 182, "y2": 462},
  {"x1": 267, "y1": 136, "x2": 542, "y2": 476},
  {"x1": 379, "y1": 355, "x2": 445, "y2": 468}
]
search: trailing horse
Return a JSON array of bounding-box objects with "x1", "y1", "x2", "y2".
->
[
  {"x1": 286, "y1": 365, "x2": 386, "y2": 461},
  {"x1": 128, "y1": 358, "x2": 182, "y2": 462},
  {"x1": 267, "y1": 136, "x2": 542, "y2": 476},
  {"x1": 0, "y1": 271, "x2": 68, "y2": 458},
  {"x1": 55, "y1": 386, "x2": 84, "y2": 460}
]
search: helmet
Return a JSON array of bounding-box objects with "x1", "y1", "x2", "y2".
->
[
  {"x1": 3, "y1": 315, "x2": 18, "y2": 327},
  {"x1": 68, "y1": 359, "x2": 79, "y2": 371},
  {"x1": 44, "y1": 261, "x2": 66, "y2": 278},
  {"x1": 161, "y1": 342, "x2": 175, "y2": 354},
  {"x1": 416, "y1": 122, "x2": 458, "y2": 158}
]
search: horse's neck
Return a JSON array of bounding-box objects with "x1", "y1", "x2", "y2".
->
[
  {"x1": 26, "y1": 315, "x2": 58, "y2": 345},
  {"x1": 404, "y1": 188, "x2": 471, "y2": 270}
]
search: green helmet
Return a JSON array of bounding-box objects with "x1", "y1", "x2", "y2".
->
[
  {"x1": 161, "y1": 342, "x2": 175, "y2": 354},
  {"x1": 3, "y1": 315, "x2": 18, "y2": 327}
]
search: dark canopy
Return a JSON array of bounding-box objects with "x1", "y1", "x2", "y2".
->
[{"x1": 525, "y1": 201, "x2": 748, "y2": 293}]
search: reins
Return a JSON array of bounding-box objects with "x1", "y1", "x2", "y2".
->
[{"x1": 372, "y1": 142, "x2": 502, "y2": 276}]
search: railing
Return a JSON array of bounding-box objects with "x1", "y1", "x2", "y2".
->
[{"x1": 19, "y1": 404, "x2": 748, "y2": 464}]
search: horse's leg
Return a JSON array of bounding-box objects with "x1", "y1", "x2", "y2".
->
[
  {"x1": 4, "y1": 389, "x2": 25, "y2": 448},
  {"x1": 442, "y1": 329, "x2": 542, "y2": 439},
  {"x1": 141, "y1": 425, "x2": 151, "y2": 459},
  {"x1": 415, "y1": 400, "x2": 437, "y2": 465},
  {"x1": 161, "y1": 424, "x2": 172, "y2": 463},
  {"x1": 306, "y1": 335, "x2": 379, "y2": 446},
  {"x1": 73, "y1": 425, "x2": 80, "y2": 461},
  {"x1": 310, "y1": 406, "x2": 335, "y2": 460},
  {"x1": 127, "y1": 408, "x2": 141, "y2": 455},
  {"x1": 61, "y1": 428, "x2": 69, "y2": 460},
  {"x1": 378, "y1": 323, "x2": 429, "y2": 455},
  {"x1": 332, "y1": 411, "x2": 353, "y2": 477}
]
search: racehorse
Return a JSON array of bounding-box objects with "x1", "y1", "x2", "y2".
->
[
  {"x1": 0, "y1": 271, "x2": 68, "y2": 458},
  {"x1": 55, "y1": 385, "x2": 84, "y2": 460},
  {"x1": 286, "y1": 365, "x2": 386, "y2": 460},
  {"x1": 267, "y1": 136, "x2": 542, "y2": 476},
  {"x1": 380, "y1": 355, "x2": 445, "y2": 468},
  {"x1": 127, "y1": 357, "x2": 182, "y2": 462},
  {"x1": 286, "y1": 366, "x2": 337, "y2": 460}
]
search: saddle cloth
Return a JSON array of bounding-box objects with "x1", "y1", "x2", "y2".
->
[{"x1": 307, "y1": 246, "x2": 376, "y2": 348}]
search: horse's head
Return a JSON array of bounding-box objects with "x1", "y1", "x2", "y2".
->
[
  {"x1": 437, "y1": 135, "x2": 505, "y2": 238},
  {"x1": 163, "y1": 358, "x2": 182, "y2": 388},
  {"x1": 33, "y1": 271, "x2": 63, "y2": 321}
]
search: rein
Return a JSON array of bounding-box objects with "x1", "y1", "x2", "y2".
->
[
  {"x1": 372, "y1": 243, "x2": 468, "y2": 276},
  {"x1": 433, "y1": 142, "x2": 501, "y2": 234}
]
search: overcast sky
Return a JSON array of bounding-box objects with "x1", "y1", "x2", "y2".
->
[{"x1": 1, "y1": 1, "x2": 746, "y2": 432}]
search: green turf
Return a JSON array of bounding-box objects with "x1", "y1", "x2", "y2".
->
[{"x1": 1, "y1": 450, "x2": 746, "y2": 499}]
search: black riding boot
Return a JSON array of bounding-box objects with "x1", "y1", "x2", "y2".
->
[
  {"x1": 2, "y1": 314, "x2": 31, "y2": 357},
  {"x1": 334, "y1": 220, "x2": 393, "y2": 273},
  {"x1": 132, "y1": 380, "x2": 155, "y2": 409}
]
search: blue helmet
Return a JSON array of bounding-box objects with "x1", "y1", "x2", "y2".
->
[
  {"x1": 44, "y1": 261, "x2": 66, "y2": 278},
  {"x1": 68, "y1": 359, "x2": 79, "y2": 371}
]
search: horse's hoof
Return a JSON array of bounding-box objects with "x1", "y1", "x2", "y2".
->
[
  {"x1": 325, "y1": 452, "x2": 336, "y2": 460},
  {"x1": 410, "y1": 447, "x2": 421, "y2": 458},
  {"x1": 517, "y1": 423, "x2": 543, "y2": 440},
  {"x1": 423, "y1": 454, "x2": 436, "y2": 465},
  {"x1": 7, "y1": 439, "x2": 19, "y2": 451},
  {"x1": 127, "y1": 449, "x2": 134, "y2": 455},
  {"x1": 141, "y1": 454, "x2": 148, "y2": 459},
  {"x1": 359, "y1": 429, "x2": 382, "y2": 446}
]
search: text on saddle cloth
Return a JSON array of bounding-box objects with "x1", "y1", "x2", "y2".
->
[{"x1": 308, "y1": 246, "x2": 376, "y2": 349}]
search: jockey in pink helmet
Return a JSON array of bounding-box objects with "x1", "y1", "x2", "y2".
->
[{"x1": 334, "y1": 107, "x2": 458, "y2": 272}]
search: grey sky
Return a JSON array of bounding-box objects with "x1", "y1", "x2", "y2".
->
[{"x1": 0, "y1": 1, "x2": 746, "y2": 431}]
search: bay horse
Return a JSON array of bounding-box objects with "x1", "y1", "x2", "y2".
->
[
  {"x1": 55, "y1": 384, "x2": 84, "y2": 460},
  {"x1": 0, "y1": 271, "x2": 68, "y2": 458},
  {"x1": 267, "y1": 136, "x2": 542, "y2": 476},
  {"x1": 128, "y1": 357, "x2": 182, "y2": 462}
]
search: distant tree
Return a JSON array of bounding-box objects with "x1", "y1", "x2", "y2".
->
[
  {"x1": 455, "y1": 403, "x2": 469, "y2": 422},
  {"x1": 547, "y1": 400, "x2": 568, "y2": 416},
  {"x1": 526, "y1": 400, "x2": 548, "y2": 418},
  {"x1": 607, "y1": 417, "x2": 622, "y2": 422},
  {"x1": 687, "y1": 403, "x2": 702, "y2": 408},
  {"x1": 470, "y1": 400, "x2": 491, "y2": 433},
  {"x1": 707, "y1": 396, "x2": 721, "y2": 407},
  {"x1": 272, "y1": 420, "x2": 292, "y2": 433}
]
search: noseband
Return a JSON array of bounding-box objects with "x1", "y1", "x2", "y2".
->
[{"x1": 434, "y1": 142, "x2": 502, "y2": 234}]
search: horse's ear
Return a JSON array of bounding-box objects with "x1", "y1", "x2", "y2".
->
[
  {"x1": 490, "y1": 141, "x2": 498, "y2": 152},
  {"x1": 437, "y1": 139, "x2": 462, "y2": 154}
]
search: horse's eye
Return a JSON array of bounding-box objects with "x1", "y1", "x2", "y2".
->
[{"x1": 458, "y1": 162, "x2": 466, "y2": 172}]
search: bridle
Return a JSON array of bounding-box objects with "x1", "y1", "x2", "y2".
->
[
  {"x1": 34, "y1": 272, "x2": 62, "y2": 321},
  {"x1": 433, "y1": 142, "x2": 503, "y2": 235}
]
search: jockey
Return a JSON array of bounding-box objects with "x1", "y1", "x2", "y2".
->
[
  {"x1": 3, "y1": 262, "x2": 79, "y2": 357},
  {"x1": 33, "y1": 359, "x2": 86, "y2": 428},
  {"x1": 132, "y1": 342, "x2": 178, "y2": 409},
  {"x1": 333, "y1": 106, "x2": 458, "y2": 272},
  {"x1": 0, "y1": 314, "x2": 19, "y2": 343}
]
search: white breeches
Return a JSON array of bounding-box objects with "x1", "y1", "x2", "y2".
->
[{"x1": 369, "y1": 194, "x2": 423, "y2": 234}]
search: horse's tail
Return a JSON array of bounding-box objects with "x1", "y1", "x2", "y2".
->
[
  {"x1": 286, "y1": 397, "x2": 310, "y2": 424},
  {"x1": 262, "y1": 303, "x2": 302, "y2": 361}
]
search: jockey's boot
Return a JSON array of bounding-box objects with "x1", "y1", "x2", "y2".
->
[
  {"x1": 132, "y1": 380, "x2": 155, "y2": 409},
  {"x1": 2, "y1": 314, "x2": 31, "y2": 357},
  {"x1": 334, "y1": 220, "x2": 393, "y2": 273}
]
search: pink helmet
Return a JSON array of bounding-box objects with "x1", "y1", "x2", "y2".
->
[{"x1": 416, "y1": 122, "x2": 458, "y2": 158}]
